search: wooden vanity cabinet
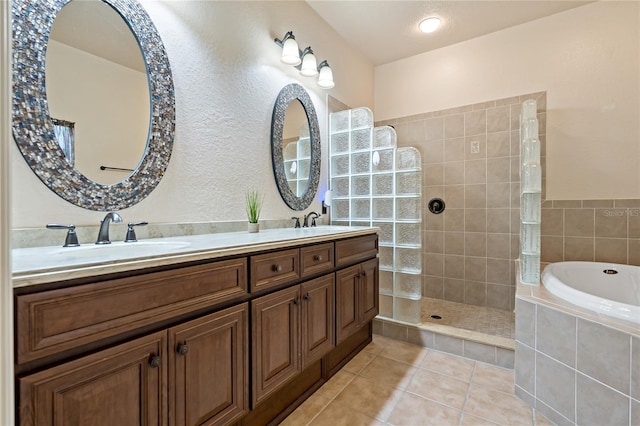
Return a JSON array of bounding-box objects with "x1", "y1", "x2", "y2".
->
[
  {"x1": 16, "y1": 233, "x2": 378, "y2": 426},
  {"x1": 19, "y1": 303, "x2": 249, "y2": 426},
  {"x1": 251, "y1": 274, "x2": 335, "y2": 407},
  {"x1": 169, "y1": 303, "x2": 248, "y2": 426},
  {"x1": 335, "y1": 257, "x2": 379, "y2": 344},
  {"x1": 19, "y1": 331, "x2": 168, "y2": 426}
]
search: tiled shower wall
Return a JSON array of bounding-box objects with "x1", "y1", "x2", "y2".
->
[
  {"x1": 377, "y1": 92, "x2": 547, "y2": 311},
  {"x1": 541, "y1": 199, "x2": 640, "y2": 268}
]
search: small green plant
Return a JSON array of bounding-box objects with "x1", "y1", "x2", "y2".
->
[{"x1": 245, "y1": 190, "x2": 264, "y2": 224}]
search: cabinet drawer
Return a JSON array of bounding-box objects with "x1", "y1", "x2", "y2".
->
[
  {"x1": 335, "y1": 234, "x2": 378, "y2": 267},
  {"x1": 250, "y1": 249, "x2": 300, "y2": 292},
  {"x1": 300, "y1": 243, "x2": 334, "y2": 278},
  {"x1": 16, "y1": 258, "x2": 248, "y2": 365}
]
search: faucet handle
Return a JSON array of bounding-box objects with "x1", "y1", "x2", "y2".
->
[
  {"x1": 311, "y1": 215, "x2": 321, "y2": 227},
  {"x1": 46, "y1": 224, "x2": 80, "y2": 247},
  {"x1": 291, "y1": 217, "x2": 301, "y2": 229},
  {"x1": 124, "y1": 221, "x2": 148, "y2": 243}
]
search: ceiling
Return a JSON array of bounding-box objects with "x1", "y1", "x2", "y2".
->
[{"x1": 306, "y1": 1, "x2": 593, "y2": 66}]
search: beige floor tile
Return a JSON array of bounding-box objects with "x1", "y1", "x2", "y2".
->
[
  {"x1": 359, "y1": 356, "x2": 418, "y2": 390},
  {"x1": 407, "y1": 368, "x2": 470, "y2": 410},
  {"x1": 333, "y1": 376, "x2": 404, "y2": 422},
  {"x1": 363, "y1": 334, "x2": 393, "y2": 356},
  {"x1": 387, "y1": 392, "x2": 462, "y2": 426},
  {"x1": 380, "y1": 340, "x2": 429, "y2": 366},
  {"x1": 308, "y1": 399, "x2": 385, "y2": 426},
  {"x1": 464, "y1": 385, "x2": 534, "y2": 425},
  {"x1": 460, "y1": 413, "x2": 501, "y2": 425},
  {"x1": 315, "y1": 369, "x2": 356, "y2": 400},
  {"x1": 421, "y1": 350, "x2": 476, "y2": 381},
  {"x1": 471, "y1": 363, "x2": 515, "y2": 394},
  {"x1": 342, "y1": 349, "x2": 376, "y2": 374},
  {"x1": 280, "y1": 392, "x2": 332, "y2": 426}
]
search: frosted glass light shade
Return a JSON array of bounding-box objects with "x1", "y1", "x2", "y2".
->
[
  {"x1": 300, "y1": 51, "x2": 318, "y2": 76},
  {"x1": 318, "y1": 64, "x2": 335, "y2": 89},
  {"x1": 281, "y1": 37, "x2": 301, "y2": 65}
]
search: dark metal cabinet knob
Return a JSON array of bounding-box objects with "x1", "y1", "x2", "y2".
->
[
  {"x1": 313, "y1": 255, "x2": 323, "y2": 262},
  {"x1": 177, "y1": 344, "x2": 189, "y2": 356},
  {"x1": 273, "y1": 264, "x2": 282, "y2": 272},
  {"x1": 148, "y1": 355, "x2": 162, "y2": 368}
]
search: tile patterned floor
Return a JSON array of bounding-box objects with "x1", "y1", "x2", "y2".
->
[
  {"x1": 421, "y1": 298, "x2": 515, "y2": 340},
  {"x1": 282, "y1": 335, "x2": 550, "y2": 426}
]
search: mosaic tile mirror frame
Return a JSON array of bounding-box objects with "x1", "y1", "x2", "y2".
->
[{"x1": 11, "y1": 0, "x2": 175, "y2": 211}]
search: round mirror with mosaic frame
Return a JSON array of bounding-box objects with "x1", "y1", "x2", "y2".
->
[
  {"x1": 271, "y1": 83, "x2": 320, "y2": 211},
  {"x1": 11, "y1": 0, "x2": 175, "y2": 211}
]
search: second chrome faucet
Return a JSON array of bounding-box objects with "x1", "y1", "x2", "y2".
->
[
  {"x1": 302, "y1": 211, "x2": 321, "y2": 228},
  {"x1": 96, "y1": 212, "x2": 123, "y2": 244}
]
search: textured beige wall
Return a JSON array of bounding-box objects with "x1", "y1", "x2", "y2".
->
[
  {"x1": 11, "y1": 1, "x2": 374, "y2": 228},
  {"x1": 375, "y1": 1, "x2": 640, "y2": 201}
]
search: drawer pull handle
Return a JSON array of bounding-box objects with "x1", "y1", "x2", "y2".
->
[
  {"x1": 313, "y1": 255, "x2": 323, "y2": 262},
  {"x1": 148, "y1": 355, "x2": 162, "y2": 368},
  {"x1": 273, "y1": 264, "x2": 282, "y2": 272},
  {"x1": 177, "y1": 344, "x2": 189, "y2": 356}
]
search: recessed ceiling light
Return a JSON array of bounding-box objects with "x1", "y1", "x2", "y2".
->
[{"x1": 419, "y1": 17, "x2": 441, "y2": 33}]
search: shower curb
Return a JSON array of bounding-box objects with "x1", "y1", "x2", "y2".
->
[{"x1": 373, "y1": 317, "x2": 515, "y2": 368}]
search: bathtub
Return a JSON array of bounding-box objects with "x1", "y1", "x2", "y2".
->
[{"x1": 541, "y1": 261, "x2": 640, "y2": 323}]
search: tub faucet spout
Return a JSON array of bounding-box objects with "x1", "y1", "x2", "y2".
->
[{"x1": 96, "y1": 212, "x2": 123, "y2": 244}]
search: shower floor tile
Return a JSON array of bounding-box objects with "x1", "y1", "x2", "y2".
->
[{"x1": 421, "y1": 297, "x2": 515, "y2": 340}]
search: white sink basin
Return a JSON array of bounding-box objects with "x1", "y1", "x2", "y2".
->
[{"x1": 49, "y1": 241, "x2": 191, "y2": 259}]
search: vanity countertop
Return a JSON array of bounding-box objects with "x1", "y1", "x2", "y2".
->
[{"x1": 12, "y1": 226, "x2": 378, "y2": 288}]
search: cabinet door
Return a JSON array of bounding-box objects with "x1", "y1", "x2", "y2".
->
[
  {"x1": 19, "y1": 331, "x2": 167, "y2": 426},
  {"x1": 301, "y1": 275, "x2": 335, "y2": 367},
  {"x1": 251, "y1": 286, "x2": 300, "y2": 406},
  {"x1": 335, "y1": 264, "x2": 360, "y2": 344},
  {"x1": 360, "y1": 258, "x2": 379, "y2": 324},
  {"x1": 170, "y1": 303, "x2": 248, "y2": 426}
]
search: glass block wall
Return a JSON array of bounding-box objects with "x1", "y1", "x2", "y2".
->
[
  {"x1": 519, "y1": 99, "x2": 541, "y2": 284},
  {"x1": 329, "y1": 107, "x2": 423, "y2": 323},
  {"x1": 283, "y1": 124, "x2": 311, "y2": 197}
]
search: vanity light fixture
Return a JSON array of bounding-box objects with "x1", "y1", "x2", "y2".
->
[
  {"x1": 419, "y1": 17, "x2": 441, "y2": 33},
  {"x1": 275, "y1": 31, "x2": 301, "y2": 65},
  {"x1": 299, "y1": 47, "x2": 318, "y2": 77},
  {"x1": 274, "y1": 31, "x2": 335, "y2": 89},
  {"x1": 317, "y1": 60, "x2": 335, "y2": 89}
]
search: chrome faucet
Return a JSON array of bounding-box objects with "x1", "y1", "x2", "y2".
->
[
  {"x1": 303, "y1": 211, "x2": 321, "y2": 227},
  {"x1": 96, "y1": 212, "x2": 123, "y2": 244}
]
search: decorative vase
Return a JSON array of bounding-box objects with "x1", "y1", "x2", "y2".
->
[{"x1": 248, "y1": 222, "x2": 259, "y2": 233}]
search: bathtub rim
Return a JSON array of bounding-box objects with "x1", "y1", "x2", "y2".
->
[
  {"x1": 516, "y1": 261, "x2": 640, "y2": 338},
  {"x1": 541, "y1": 261, "x2": 639, "y2": 323}
]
